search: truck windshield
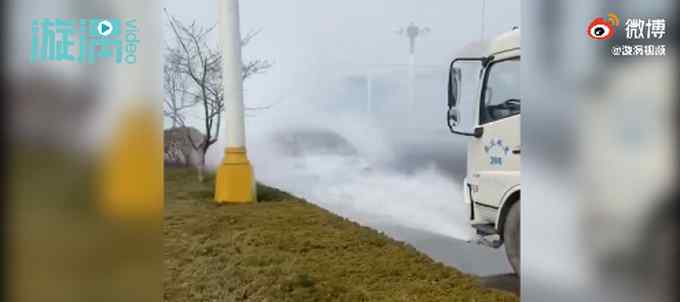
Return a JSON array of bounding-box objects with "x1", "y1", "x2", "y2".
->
[{"x1": 480, "y1": 58, "x2": 520, "y2": 124}]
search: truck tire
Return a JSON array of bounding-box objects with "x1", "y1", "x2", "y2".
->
[{"x1": 503, "y1": 202, "x2": 520, "y2": 275}]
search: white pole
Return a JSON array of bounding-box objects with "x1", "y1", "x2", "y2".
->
[
  {"x1": 408, "y1": 53, "x2": 415, "y2": 115},
  {"x1": 366, "y1": 72, "x2": 373, "y2": 115},
  {"x1": 481, "y1": 0, "x2": 486, "y2": 40},
  {"x1": 220, "y1": 0, "x2": 246, "y2": 148},
  {"x1": 215, "y1": 0, "x2": 255, "y2": 203}
]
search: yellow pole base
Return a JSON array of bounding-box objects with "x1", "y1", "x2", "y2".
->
[
  {"x1": 214, "y1": 147, "x2": 257, "y2": 203},
  {"x1": 99, "y1": 103, "x2": 163, "y2": 224}
]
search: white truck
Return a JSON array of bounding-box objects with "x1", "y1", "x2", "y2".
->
[{"x1": 446, "y1": 29, "x2": 521, "y2": 274}]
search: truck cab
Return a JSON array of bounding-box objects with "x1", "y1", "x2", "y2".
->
[{"x1": 446, "y1": 29, "x2": 520, "y2": 274}]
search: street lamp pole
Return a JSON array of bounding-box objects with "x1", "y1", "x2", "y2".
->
[
  {"x1": 398, "y1": 22, "x2": 429, "y2": 120},
  {"x1": 215, "y1": 0, "x2": 256, "y2": 203},
  {"x1": 408, "y1": 51, "x2": 415, "y2": 114},
  {"x1": 481, "y1": 0, "x2": 486, "y2": 40},
  {"x1": 366, "y1": 72, "x2": 373, "y2": 115}
]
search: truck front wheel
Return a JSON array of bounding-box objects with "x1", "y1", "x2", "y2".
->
[{"x1": 503, "y1": 202, "x2": 520, "y2": 275}]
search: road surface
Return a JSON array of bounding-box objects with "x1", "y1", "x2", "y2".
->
[{"x1": 373, "y1": 222, "x2": 520, "y2": 295}]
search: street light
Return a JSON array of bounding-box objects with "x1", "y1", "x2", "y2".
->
[
  {"x1": 397, "y1": 22, "x2": 430, "y2": 119},
  {"x1": 214, "y1": 0, "x2": 256, "y2": 203}
]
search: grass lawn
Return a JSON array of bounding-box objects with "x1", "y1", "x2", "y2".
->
[{"x1": 164, "y1": 166, "x2": 518, "y2": 301}]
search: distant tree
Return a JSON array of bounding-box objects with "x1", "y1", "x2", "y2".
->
[{"x1": 163, "y1": 10, "x2": 272, "y2": 181}]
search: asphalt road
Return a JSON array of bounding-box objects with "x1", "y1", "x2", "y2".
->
[{"x1": 371, "y1": 222, "x2": 520, "y2": 295}]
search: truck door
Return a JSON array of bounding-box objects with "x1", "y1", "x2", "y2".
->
[{"x1": 468, "y1": 57, "x2": 520, "y2": 210}]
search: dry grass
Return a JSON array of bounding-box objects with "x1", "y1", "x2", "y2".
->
[{"x1": 164, "y1": 167, "x2": 518, "y2": 301}]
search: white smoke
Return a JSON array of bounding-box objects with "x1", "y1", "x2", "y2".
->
[{"x1": 242, "y1": 107, "x2": 474, "y2": 241}]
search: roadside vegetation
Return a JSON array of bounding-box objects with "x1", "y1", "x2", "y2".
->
[{"x1": 164, "y1": 166, "x2": 518, "y2": 301}]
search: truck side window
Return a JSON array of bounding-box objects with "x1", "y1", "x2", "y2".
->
[{"x1": 480, "y1": 59, "x2": 520, "y2": 124}]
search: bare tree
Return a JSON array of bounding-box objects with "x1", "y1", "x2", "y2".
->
[
  {"x1": 163, "y1": 10, "x2": 272, "y2": 181},
  {"x1": 163, "y1": 59, "x2": 194, "y2": 165},
  {"x1": 163, "y1": 60, "x2": 193, "y2": 129}
]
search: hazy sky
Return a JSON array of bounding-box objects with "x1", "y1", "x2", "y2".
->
[{"x1": 163, "y1": 0, "x2": 520, "y2": 127}]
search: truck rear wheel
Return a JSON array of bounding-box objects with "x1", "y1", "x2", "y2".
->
[{"x1": 503, "y1": 202, "x2": 520, "y2": 275}]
